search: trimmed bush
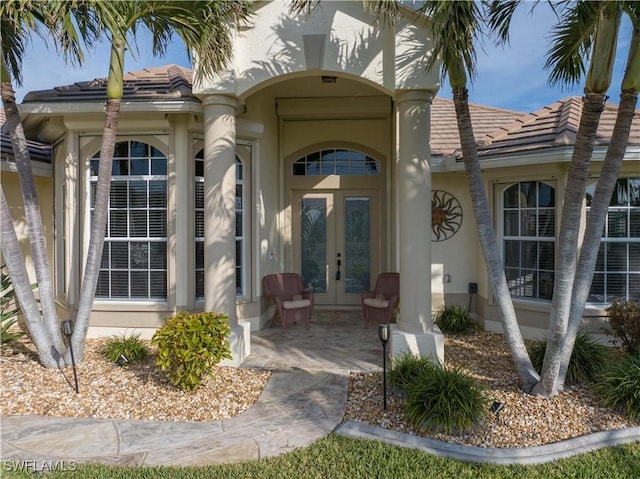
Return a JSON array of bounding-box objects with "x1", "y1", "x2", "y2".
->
[
  {"x1": 388, "y1": 352, "x2": 439, "y2": 393},
  {"x1": 151, "y1": 311, "x2": 232, "y2": 391},
  {"x1": 528, "y1": 331, "x2": 608, "y2": 384},
  {"x1": 594, "y1": 351, "x2": 640, "y2": 422},
  {"x1": 604, "y1": 300, "x2": 640, "y2": 355},
  {"x1": 434, "y1": 304, "x2": 472, "y2": 334},
  {"x1": 100, "y1": 332, "x2": 150, "y2": 365},
  {"x1": 405, "y1": 364, "x2": 487, "y2": 435}
]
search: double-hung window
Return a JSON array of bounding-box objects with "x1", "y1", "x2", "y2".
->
[
  {"x1": 502, "y1": 181, "x2": 556, "y2": 300},
  {"x1": 587, "y1": 177, "x2": 640, "y2": 303},
  {"x1": 91, "y1": 141, "x2": 167, "y2": 300}
]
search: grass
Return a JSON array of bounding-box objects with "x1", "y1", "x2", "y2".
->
[{"x1": 3, "y1": 435, "x2": 639, "y2": 478}]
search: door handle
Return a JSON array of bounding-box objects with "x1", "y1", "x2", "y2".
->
[{"x1": 336, "y1": 253, "x2": 341, "y2": 280}]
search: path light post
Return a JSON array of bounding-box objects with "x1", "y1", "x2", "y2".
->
[
  {"x1": 378, "y1": 323, "x2": 390, "y2": 410},
  {"x1": 61, "y1": 320, "x2": 79, "y2": 394}
]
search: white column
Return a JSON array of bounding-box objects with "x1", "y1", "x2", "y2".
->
[
  {"x1": 391, "y1": 90, "x2": 444, "y2": 364},
  {"x1": 202, "y1": 94, "x2": 250, "y2": 365},
  {"x1": 171, "y1": 115, "x2": 192, "y2": 311}
]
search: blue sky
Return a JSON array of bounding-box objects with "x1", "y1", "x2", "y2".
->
[{"x1": 11, "y1": 2, "x2": 633, "y2": 114}]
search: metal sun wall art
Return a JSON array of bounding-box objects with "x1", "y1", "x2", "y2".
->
[{"x1": 431, "y1": 190, "x2": 462, "y2": 242}]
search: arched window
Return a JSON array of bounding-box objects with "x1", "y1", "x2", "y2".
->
[
  {"x1": 195, "y1": 150, "x2": 245, "y2": 300},
  {"x1": 502, "y1": 181, "x2": 556, "y2": 300},
  {"x1": 292, "y1": 149, "x2": 379, "y2": 175},
  {"x1": 586, "y1": 177, "x2": 640, "y2": 303},
  {"x1": 91, "y1": 141, "x2": 167, "y2": 300}
]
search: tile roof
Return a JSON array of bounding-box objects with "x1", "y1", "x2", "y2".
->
[
  {"x1": 0, "y1": 109, "x2": 52, "y2": 164},
  {"x1": 475, "y1": 96, "x2": 640, "y2": 158},
  {"x1": 15, "y1": 64, "x2": 640, "y2": 162},
  {"x1": 22, "y1": 65, "x2": 196, "y2": 103},
  {"x1": 429, "y1": 97, "x2": 525, "y2": 158}
]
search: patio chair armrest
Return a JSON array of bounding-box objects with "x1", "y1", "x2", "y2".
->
[
  {"x1": 388, "y1": 294, "x2": 400, "y2": 308},
  {"x1": 301, "y1": 291, "x2": 314, "y2": 307},
  {"x1": 361, "y1": 291, "x2": 376, "y2": 301}
]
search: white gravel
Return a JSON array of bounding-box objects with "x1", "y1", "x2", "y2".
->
[{"x1": 1, "y1": 331, "x2": 637, "y2": 448}]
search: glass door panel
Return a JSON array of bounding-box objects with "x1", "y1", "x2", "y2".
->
[
  {"x1": 301, "y1": 197, "x2": 328, "y2": 294},
  {"x1": 293, "y1": 190, "x2": 380, "y2": 306},
  {"x1": 343, "y1": 197, "x2": 371, "y2": 295}
]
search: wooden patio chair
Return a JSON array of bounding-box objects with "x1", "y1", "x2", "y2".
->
[
  {"x1": 262, "y1": 273, "x2": 314, "y2": 333},
  {"x1": 361, "y1": 272, "x2": 399, "y2": 328}
]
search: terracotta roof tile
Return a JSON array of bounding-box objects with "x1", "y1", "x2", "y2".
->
[
  {"x1": 430, "y1": 98, "x2": 526, "y2": 158},
  {"x1": 475, "y1": 96, "x2": 640, "y2": 158},
  {"x1": 22, "y1": 65, "x2": 196, "y2": 103},
  {"x1": 15, "y1": 65, "x2": 640, "y2": 162},
  {"x1": 0, "y1": 108, "x2": 52, "y2": 163}
]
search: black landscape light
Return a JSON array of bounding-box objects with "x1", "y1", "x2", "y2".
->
[
  {"x1": 490, "y1": 401, "x2": 505, "y2": 421},
  {"x1": 61, "y1": 320, "x2": 79, "y2": 394},
  {"x1": 378, "y1": 323, "x2": 390, "y2": 410}
]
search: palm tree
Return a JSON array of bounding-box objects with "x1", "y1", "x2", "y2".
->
[
  {"x1": 418, "y1": 0, "x2": 539, "y2": 392},
  {"x1": 558, "y1": 3, "x2": 639, "y2": 387},
  {"x1": 70, "y1": 0, "x2": 251, "y2": 362},
  {"x1": 1, "y1": 0, "x2": 101, "y2": 368},
  {"x1": 488, "y1": 0, "x2": 637, "y2": 396},
  {"x1": 1, "y1": 0, "x2": 252, "y2": 367},
  {"x1": 288, "y1": 0, "x2": 540, "y2": 391}
]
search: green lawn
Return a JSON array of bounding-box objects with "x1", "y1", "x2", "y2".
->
[{"x1": 3, "y1": 435, "x2": 640, "y2": 478}]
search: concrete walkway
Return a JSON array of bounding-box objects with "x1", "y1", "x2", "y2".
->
[{"x1": 2, "y1": 311, "x2": 639, "y2": 470}]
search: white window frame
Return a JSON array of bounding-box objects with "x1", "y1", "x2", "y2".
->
[
  {"x1": 89, "y1": 140, "x2": 168, "y2": 301},
  {"x1": 496, "y1": 180, "x2": 556, "y2": 302},
  {"x1": 586, "y1": 176, "x2": 640, "y2": 304}
]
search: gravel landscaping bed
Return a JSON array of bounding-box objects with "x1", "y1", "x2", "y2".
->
[
  {"x1": 1, "y1": 330, "x2": 637, "y2": 449},
  {"x1": 344, "y1": 331, "x2": 638, "y2": 448}
]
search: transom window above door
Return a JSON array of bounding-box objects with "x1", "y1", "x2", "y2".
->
[{"x1": 292, "y1": 149, "x2": 379, "y2": 176}]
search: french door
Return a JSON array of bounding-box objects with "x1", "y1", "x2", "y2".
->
[{"x1": 292, "y1": 190, "x2": 380, "y2": 305}]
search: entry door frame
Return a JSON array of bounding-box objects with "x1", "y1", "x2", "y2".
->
[{"x1": 291, "y1": 189, "x2": 381, "y2": 306}]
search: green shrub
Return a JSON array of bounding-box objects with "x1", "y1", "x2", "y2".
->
[
  {"x1": 151, "y1": 311, "x2": 232, "y2": 391},
  {"x1": 1, "y1": 265, "x2": 25, "y2": 346},
  {"x1": 405, "y1": 364, "x2": 487, "y2": 435},
  {"x1": 604, "y1": 300, "x2": 640, "y2": 355},
  {"x1": 528, "y1": 331, "x2": 608, "y2": 384},
  {"x1": 594, "y1": 351, "x2": 640, "y2": 422},
  {"x1": 388, "y1": 352, "x2": 439, "y2": 393},
  {"x1": 434, "y1": 304, "x2": 472, "y2": 334},
  {"x1": 100, "y1": 332, "x2": 150, "y2": 365}
]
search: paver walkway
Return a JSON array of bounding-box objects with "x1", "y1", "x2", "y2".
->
[{"x1": 2, "y1": 310, "x2": 639, "y2": 471}]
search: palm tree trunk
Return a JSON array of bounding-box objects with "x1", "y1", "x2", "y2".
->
[
  {"x1": 558, "y1": 88, "x2": 638, "y2": 386},
  {"x1": 71, "y1": 98, "x2": 120, "y2": 362},
  {"x1": 453, "y1": 86, "x2": 539, "y2": 392},
  {"x1": 71, "y1": 41, "x2": 125, "y2": 362},
  {"x1": 1, "y1": 64, "x2": 66, "y2": 358},
  {"x1": 1, "y1": 188, "x2": 62, "y2": 368},
  {"x1": 533, "y1": 93, "x2": 606, "y2": 397}
]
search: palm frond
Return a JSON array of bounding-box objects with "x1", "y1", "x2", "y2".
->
[
  {"x1": 485, "y1": 0, "x2": 522, "y2": 46},
  {"x1": 420, "y1": 0, "x2": 483, "y2": 86},
  {"x1": 545, "y1": 1, "x2": 609, "y2": 88},
  {"x1": 288, "y1": 0, "x2": 319, "y2": 17}
]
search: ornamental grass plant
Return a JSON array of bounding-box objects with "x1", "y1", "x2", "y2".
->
[
  {"x1": 528, "y1": 331, "x2": 609, "y2": 384},
  {"x1": 99, "y1": 332, "x2": 150, "y2": 365},
  {"x1": 405, "y1": 363, "x2": 488, "y2": 435},
  {"x1": 595, "y1": 350, "x2": 640, "y2": 422}
]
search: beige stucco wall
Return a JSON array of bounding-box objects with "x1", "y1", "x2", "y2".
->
[
  {"x1": 194, "y1": 1, "x2": 439, "y2": 98},
  {"x1": 439, "y1": 158, "x2": 639, "y2": 340},
  {"x1": 0, "y1": 170, "x2": 54, "y2": 286}
]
